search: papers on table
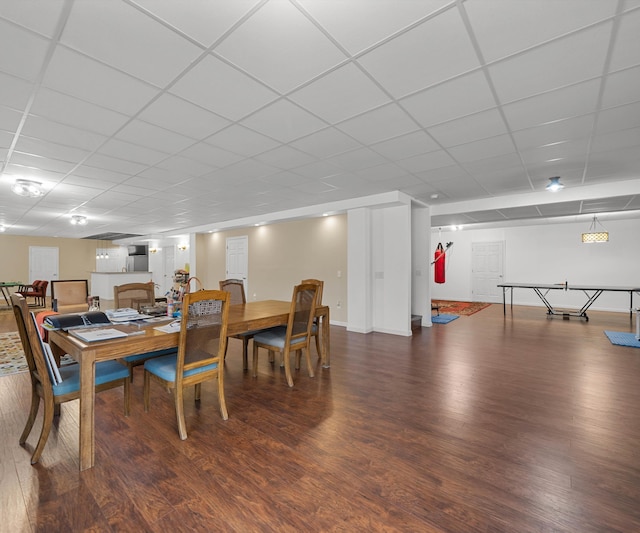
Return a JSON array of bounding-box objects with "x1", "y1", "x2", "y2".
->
[
  {"x1": 106, "y1": 308, "x2": 152, "y2": 322},
  {"x1": 154, "y1": 320, "x2": 181, "y2": 333},
  {"x1": 69, "y1": 328, "x2": 129, "y2": 342}
]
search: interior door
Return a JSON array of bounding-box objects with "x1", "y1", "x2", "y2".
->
[
  {"x1": 161, "y1": 245, "x2": 175, "y2": 296},
  {"x1": 29, "y1": 246, "x2": 59, "y2": 296},
  {"x1": 226, "y1": 236, "x2": 248, "y2": 296},
  {"x1": 471, "y1": 241, "x2": 504, "y2": 303}
]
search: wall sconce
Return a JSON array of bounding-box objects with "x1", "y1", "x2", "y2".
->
[
  {"x1": 545, "y1": 176, "x2": 564, "y2": 192},
  {"x1": 581, "y1": 214, "x2": 608, "y2": 243},
  {"x1": 70, "y1": 214, "x2": 88, "y2": 225},
  {"x1": 177, "y1": 243, "x2": 188, "y2": 251},
  {"x1": 12, "y1": 179, "x2": 43, "y2": 197}
]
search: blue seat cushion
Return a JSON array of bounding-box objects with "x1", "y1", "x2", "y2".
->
[
  {"x1": 253, "y1": 326, "x2": 307, "y2": 349},
  {"x1": 52, "y1": 360, "x2": 129, "y2": 396},
  {"x1": 144, "y1": 353, "x2": 218, "y2": 382},
  {"x1": 123, "y1": 348, "x2": 176, "y2": 364}
]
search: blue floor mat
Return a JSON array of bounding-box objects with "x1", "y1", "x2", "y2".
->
[
  {"x1": 604, "y1": 331, "x2": 640, "y2": 348},
  {"x1": 431, "y1": 314, "x2": 459, "y2": 324}
]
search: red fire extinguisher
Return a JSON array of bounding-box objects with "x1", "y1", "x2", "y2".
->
[{"x1": 434, "y1": 242, "x2": 446, "y2": 284}]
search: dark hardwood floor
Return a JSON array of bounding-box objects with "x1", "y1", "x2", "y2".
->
[{"x1": 1, "y1": 304, "x2": 639, "y2": 532}]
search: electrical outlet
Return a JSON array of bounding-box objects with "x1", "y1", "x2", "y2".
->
[{"x1": 337, "y1": 300, "x2": 342, "y2": 308}]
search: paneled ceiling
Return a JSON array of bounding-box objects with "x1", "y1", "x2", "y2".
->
[{"x1": 1, "y1": 0, "x2": 639, "y2": 239}]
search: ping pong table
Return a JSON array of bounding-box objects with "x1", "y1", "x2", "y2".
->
[
  {"x1": 0, "y1": 282, "x2": 23, "y2": 309},
  {"x1": 497, "y1": 282, "x2": 640, "y2": 321}
]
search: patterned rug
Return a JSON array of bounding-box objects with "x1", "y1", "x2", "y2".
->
[
  {"x1": 0, "y1": 331, "x2": 74, "y2": 377},
  {"x1": 432, "y1": 300, "x2": 492, "y2": 316}
]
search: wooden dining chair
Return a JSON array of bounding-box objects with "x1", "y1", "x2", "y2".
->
[
  {"x1": 219, "y1": 278, "x2": 261, "y2": 370},
  {"x1": 301, "y1": 278, "x2": 324, "y2": 359},
  {"x1": 114, "y1": 281, "x2": 176, "y2": 380},
  {"x1": 252, "y1": 282, "x2": 319, "y2": 387},
  {"x1": 11, "y1": 293, "x2": 130, "y2": 465},
  {"x1": 17, "y1": 280, "x2": 48, "y2": 307},
  {"x1": 143, "y1": 289, "x2": 230, "y2": 440}
]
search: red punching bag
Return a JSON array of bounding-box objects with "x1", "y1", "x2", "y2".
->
[{"x1": 434, "y1": 242, "x2": 446, "y2": 284}]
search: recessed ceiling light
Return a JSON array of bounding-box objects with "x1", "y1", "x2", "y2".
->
[
  {"x1": 545, "y1": 176, "x2": 564, "y2": 192},
  {"x1": 430, "y1": 193, "x2": 439, "y2": 199},
  {"x1": 12, "y1": 179, "x2": 43, "y2": 197},
  {"x1": 70, "y1": 214, "x2": 88, "y2": 225}
]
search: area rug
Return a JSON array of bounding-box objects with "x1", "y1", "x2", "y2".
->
[
  {"x1": 431, "y1": 314, "x2": 459, "y2": 324},
  {"x1": 604, "y1": 331, "x2": 640, "y2": 348},
  {"x1": 432, "y1": 300, "x2": 491, "y2": 316},
  {"x1": 0, "y1": 331, "x2": 74, "y2": 377}
]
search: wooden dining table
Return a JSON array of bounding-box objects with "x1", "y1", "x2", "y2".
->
[{"x1": 48, "y1": 300, "x2": 330, "y2": 471}]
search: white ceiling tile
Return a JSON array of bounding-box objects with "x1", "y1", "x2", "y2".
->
[
  {"x1": 205, "y1": 124, "x2": 281, "y2": 157},
  {"x1": 466, "y1": 0, "x2": 616, "y2": 63},
  {"x1": 396, "y1": 150, "x2": 456, "y2": 173},
  {"x1": 83, "y1": 153, "x2": 149, "y2": 176},
  {"x1": 489, "y1": 23, "x2": 612, "y2": 103},
  {"x1": 260, "y1": 171, "x2": 311, "y2": 187},
  {"x1": 240, "y1": 100, "x2": 326, "y2": 143},
  {"x1": 520, "y1": 138, "x2": 590, "y2": 166},
  {"x1": 447, "y1": 135, "x2": 516, "y2": 163},
  {"x1": 0, "y1": 19, "x2": 50, "y2": 81},
  {"x1": 291, "y1": 159, "x2": 342, "y2": 179},
  {"x1": 358, "y1": 6, "x2": 479, "y2": 98},
  {"x1": 0, "y1": 71, "x2": 34, "y2": 110},
  {"x1": 371, "y1": 131, "x2": 440, "y2": 161},
  {"x1": 298, "y1": 0, "x2": 451, "y2": 55},
  {"x1": 153, "y1": 154, "x2": 218, "y2": 178},
  {"x1": 0, "y1": 106, "x2": 26, "y2": 134},
  {"x1": 169, "y1": 54, "x2": 277, "y2": 120},
  {"x1": 601, "y1": 64, "x2": 640, "y2": 108},
  {"x1": 336, "y1": 103, "x2": 418, "y2": 144},
  {"x1": 115, "y1": 119, "x2": 195, "y2": 154},
  {"x1": 502, "y1": 79, "x2": 601, "y2": 131},
  {"x1": 400, "y1": 71, "x2": 496, "y2": 127},
  {"x1": 131, "y1": 0, "x2": 259, "y2": 48},
  {"x1": 137, "y1": 93, "x2": 230, "y2": 140},
  {"x1": 595, "y1": 101, "x2": 640, "y2": 135},
  {"x1": 61, "y1": 1, "x2": 202, "y2": 87},
  {"x1": 0, "y1": 1, "x2": 66, "y2": 37},
  {"x1": 289, "y1": 63, "x2": 390, "y2": 124},
  {"x1": 253, "y1": 145, "x2": 317, "y2": 170},
  {"x1": 178, "y1": 142, "x2": 242, "y2": 168},
  {"x1": 7, "y1": 153, "x2": 76, "y2": 174},
  {"x1": 215, "y1": 0, "x2": 347, "y2": 93},
  {"x1": 98, "y1": 138, "x2": 169, "y2": 167},
  {"x1": 290, "y1": 127, "x2": 361, "y2": 158},
  {"x1": 428, "y1": 109, "x2": 508, "y2": 147},
  {"x1": 42, "y1": 47, "x2": 159, "y2": 114},
  {"x1": 21, "y1": 116, "x2": 107, "y2": 152},
  {"x1": 512, "y1": 115, "x2": 595, "y2": 150},
  {"x1": 354, "y1": 162, "x2": 410, "y2": 183},
  {"x1": 326, "y1": 147, "x2": 388, "y2": 172},
  {"x1": 609, "y1": 8, "x2": 640, "y2": 72},
  {"x1": 30, "y1": 88, "x2": 129, "y2": 136},
  {"x1": 15, "y1": 136, "x2": 91, "y2": 165},
  {"x1": 591, "y1": 126, "x2": 640, "y2": 153}
]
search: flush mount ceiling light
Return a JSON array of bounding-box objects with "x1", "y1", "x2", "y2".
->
[
  {"x1": 545, "y1": 176, "x2": 564, "y2": 192},
  {"x1": 12, "y1": 179, "x2": 43, "y2": 197},
  {"x1": 70, "y1": 214, "x2": 88, "y2": 225},
  {"x1": 581, "y1": 214, "x2": 609, "y2": 244}
]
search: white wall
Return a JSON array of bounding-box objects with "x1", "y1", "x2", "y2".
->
[{"x1": 431, "y1": 218, "x2": 640, "y2": 312}]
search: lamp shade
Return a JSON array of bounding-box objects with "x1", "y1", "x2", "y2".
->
[{"x1": 546, "y1": 176, "x2": 564, "y2": 191}]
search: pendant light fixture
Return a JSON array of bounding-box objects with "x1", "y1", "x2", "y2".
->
[
  {"x1": 581, "y1": 214, "x2": 608, "y2": 243},
  {"x1": 545, "y1": 176, "x2": 564, "y2": 192}
]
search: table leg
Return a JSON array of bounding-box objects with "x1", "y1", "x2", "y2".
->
[
  {"x1": 79, "y1": 351, "x2": 97, "y2": 471},
  {"x1": 321, "y1": 307, "x2": 330, "y2": 368}
]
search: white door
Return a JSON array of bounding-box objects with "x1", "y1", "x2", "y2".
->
[
  {"x1": 29, "y1": 246, "x2": 59, "y2": 296},
  {"x1": 161, "y1": 246, "x2": 175, "y2": 296},
  {"x1": 226, "y1": 236, "x2": 248, "y2": 295},
  {"x1": 471, "y1": 241, "x2": 504, "y2": 303}
]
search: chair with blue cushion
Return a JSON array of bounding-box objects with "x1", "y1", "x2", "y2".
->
[
  {"x1": 114, "y1": 281, "x2": 176, "y2": 380},
  {"x1": 143, "y1": 289, "x2": 230, "y2": 440},
  {"x1": 11, "y1": 293, "x2": 130, "y2": 465},
  {"x1": 252, "y1": 282, "x2": 319, "y2": 388},
  {"x1": 219, "y1": 278, "x2": 262, "y2": 371}
]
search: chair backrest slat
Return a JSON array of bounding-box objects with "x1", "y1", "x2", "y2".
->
[
  {"x1": 114, "y1": 282, "x2": 155, "y2": 311},
  {"x1": 178, "y1": 290, "x2": 230, "y2": 377},
  {"x1": 287, "y1": 283, "x2": 318, "y2": 341},
  {"x1": 219, "y1": 279, "x2": 246, "y2": 305}
]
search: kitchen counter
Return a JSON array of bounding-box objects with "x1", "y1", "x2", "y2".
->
[{"x1": 91, "y1": 272, "x2": 153, "y2": 300}]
